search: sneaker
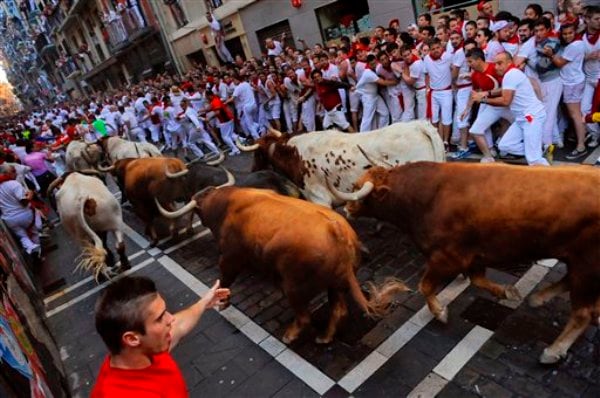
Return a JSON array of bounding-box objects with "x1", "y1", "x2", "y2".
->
[
  {"x1": 228, "y1": 150, "x2": 241, "y2": 156},
  {"x1": 555, "y1": 139, "x2": 564, "y2": 149},
  {"x1": 499, "y1": 152, "x2": 523, "y2": 160},
  {"x1": 489, "y1": 148, "x2": 498, "y2": 158},
  {"x1": 451, "y1": 147, "x2": 471, "y2": 159},
  {"x1": 588, "y1": 136, "x2": 599, "y2": 148},
  {"x1": 480, "y1": 156, "x2": 495, "y2": 163},
  {"x1": 565, "y1": 148, "x2": 588, "y2": 160}
]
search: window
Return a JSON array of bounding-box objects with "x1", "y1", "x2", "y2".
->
[
  {"x1": 206, "y1": 0, "x2": 223, "y2": 10},
  {"x1": 163, "y1": 0, "x2": 188, "y2": 29},
  {"x1": 412, "y1": 0, "x2": 491, "y2": 18},
  {"x1": 315, "y1": 0, "x2": 371, "y2": 43}
]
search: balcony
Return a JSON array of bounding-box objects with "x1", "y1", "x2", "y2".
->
[
  {"x1": 46, "y1": 7, "x2": 66, "y2": 33},
  {"x1": 59, "y1": 57, "x2": 81, "y2": 80},
  {"x1": 104, "y1": 6, "x2": 151, "y2": 52}
]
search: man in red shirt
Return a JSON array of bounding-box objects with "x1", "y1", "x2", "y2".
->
[
  {"x1": 92, "y1": 276, "x2": 230, "y2": 397},
  {"x1": 311, "y1": 69, "x2": 354, "y2": 132},
  {"x1": 461, "y1": 47, "x2": 514, "y2": 162},
  {"x1": 204, "y1": 90, "x2": 240, "y2": 155}
]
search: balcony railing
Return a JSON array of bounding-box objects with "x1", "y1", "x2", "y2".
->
[
  {"x1": 59, "y1": 57, "x2": 80, "y2": 78},
  {"x1": 105, "y1": 6, "x2": 148, "y2": 50},
  {"x1": 47, "y1": 8, "x2": 66, "y2": 32}
]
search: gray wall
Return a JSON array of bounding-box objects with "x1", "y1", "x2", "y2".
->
[
  {"x1": 500, "y1": 0, "x2": 557, "y2": 17},
  {"x1": 239, "y1": 0, "x2": 337, "y2": 58},
  {"x1": 367, "y1": 0, "x2": 416, "y2": 31}
]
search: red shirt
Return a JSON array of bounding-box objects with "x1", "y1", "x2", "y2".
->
[
  {"x1": 471, "y1": 62, "x2": 502, "y2": 92},
  {"x1": 314, "y1": 80, "x2": 343, "y2": 111},
  {"x1": 91, "y1": 352, "x2": 188, "y2": 398},
  {"x1": 210, "y1": 96, "x2": 234, "y2": 123}
]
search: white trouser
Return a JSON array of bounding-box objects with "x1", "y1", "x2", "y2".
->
[
  {"x1": 239, "y1": 103, "x2": 259, "y2": 139},
  {"x1": 350, "y1": 90, "x2": 362, "y2": 113},
  {"x1": 282, "y1": 99, "x2": 298, "y2": 132},
  {"x1": 498, "y1": 113, "x2": 549, "y2": 166},
  {"x1": 360, "y1": 94, "x2": 390, "y2": 132},
  {"x1": 540, "y1": 78, "x2": 563, "y2": 146},
  {"x1": 3, "y1": 210, "x2": 41, "y2": 254},
  {"x1": 430, "y1": 89, "x2": 453, "y2": 125},
  {"x1": 386, "y1": 91, "x2": 403, "y2": 124},
  {"x1": 218, "y1": 120, "x2": 239, "y2": 153},
  {"x1": 339, "y1": 89, "x2": 347, "y2": 113},
  {"x1": 416, "y1": 88, "x2": 427, "y2": 120},
  {"x1": 128, "y1": 127, "x2": 147, "y2": 142},
  {"x1": 454, "y1": 87, "x2": 472, "y2": 130},
  {"x1": 167, "y1": 127, "x2": 185, "y2": 149},
  {"x1": 216, "y1": 41, "x2": 234, "y2": 63},
  {"x1": 257, "y1": 103, "x2": 269, "y2": 135},
  {"x1": 581, "y1": 77, "x2": 599, "y2": 137},
  {"x1": 323, "y1": 106, "x2": 350, "y2": 130},
  {"x1": 149, "y1": 124, "x2": 161, "y2": 143},
  {"x1": 187, "y1": 126, "x2": 219, "y2": 158},
  {"x1": 301, "y1": 95, "x2": 316, "y2": 132},
  {"x1": 401, "y1": 87, "x2": 416, "y2": 121},
  {"x1": 470, "y1": 104, "x2": 514, "y2": 148}
]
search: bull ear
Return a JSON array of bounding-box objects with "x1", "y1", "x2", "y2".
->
[{"x1": 372, "y1": 185, "x2": 390, "y2": 201}]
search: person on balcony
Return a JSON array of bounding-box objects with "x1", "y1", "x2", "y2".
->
[{"x1": 164, "y1": 0, "x2": 187, "y2": 29}]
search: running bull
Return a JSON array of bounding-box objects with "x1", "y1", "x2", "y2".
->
[
  {"x1": 328, "y1": 162, "x2": 600, "y2": 364},
  {"x1": 237, "y1": 121, "x2": 445, "y2": 207},
  {"x1": 156, "y1": 186, "x2": 409, "y2": 344},
  {"x1": 47, "y1": 171, "x2": 130, "y2": 280}
]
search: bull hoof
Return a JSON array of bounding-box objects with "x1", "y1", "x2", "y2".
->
[
  {"x1": 315, "y1": 335, "x2": 333, "y2": 345},
  {"x1": 528, "y1": 293, "x2": 545, "y2": 308},
  {"x1": 504, "y1": 285, "x2": 522, "y2": 301},
  {"x1": 435, "y1": 307, "x2": 449, "y2": 323},
  {"x1": 282, "y1": 330, "x2": 300, "y2": 345},
  {"x1": 539, "y1": 347, "x2": 564, "y2": 364}
]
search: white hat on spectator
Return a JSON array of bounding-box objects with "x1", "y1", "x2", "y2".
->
[{"x1": 491, "y1": 20, "x2": 509, "y2": 33}]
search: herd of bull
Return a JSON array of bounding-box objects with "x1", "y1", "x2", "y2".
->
[{"x1": 46, "y1": 120, "x2": 600, "y2": 365}]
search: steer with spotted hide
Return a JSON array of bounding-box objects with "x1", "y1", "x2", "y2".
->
[{"x1": 237, "y1": 120, "x2": 445, "y2": 207}]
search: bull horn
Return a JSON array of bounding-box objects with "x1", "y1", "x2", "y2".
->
[
  {"x1": 357, "y1": 145, "x2": 394, "y2": 168},
  {"x1": 235, "y1": 138, "x2": 259, "y2": 151},
  {"x1": 165, "y1": 166, "x2": 189, "y2": 178},
  {"x1": 217, "y1": 166, "x2": 235, "y2": 188},
  {"x1": 205, "y1": 151, "x2": 225, "y2": 166},
  {"x1": 97, "y1": 164, "x2": 115, "y2": 172},
  {"x1": 326, "y1": 178, "x2": 374, "y2": 202},
  {"x1": 154, "y1": 198, "x2": 197, "y2": 219},
  {"x1": 267, "y1": 126, "x2": 283, "y2": 137},
  {"x1": 46, "y1": 176, "x2": 64, "y2": 197}
]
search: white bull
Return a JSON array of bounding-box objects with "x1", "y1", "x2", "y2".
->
[
  {"x1": 239, "y1": 120, "x2": 445, "y2": 207},
  {"x1": 48, "y1": 172, "x2": 130, "y2": 280},
  {"x1": 65, "y1": 140, "x2": 103, "y2": 171},
  {"x1": 100, "y1": 136, "x2": 162, "y2": 163}
]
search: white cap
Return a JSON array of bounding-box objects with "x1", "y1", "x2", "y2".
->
[{"x1": 491, "y1": 20, "x2": 509, "y2": 33}]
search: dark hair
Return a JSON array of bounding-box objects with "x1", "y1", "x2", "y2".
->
[
  {"x1": 420, "y1": 26, "x2": 435, "y2": 37},
  {"x1": 449, "y1": 8, "x2": 465, "y2": 20},
  {"x1": 400, "y1": 44, "x2": 414, "y2": 54},
  {"x1": 464, "y1": 38, "x2": 477, "y2": 47},
  {"x1": 95, "y1": 276, "x2": 158, "y2": 355},
  {"x1": 477, "y1": 28, "x2": 493, "y2": 41},
  {"x1": 419, "y1": 13, "x2": 432, "y2": 23},
  {"x1": 495, "y1": 11, "x2": 514, "y2": 22},
  {"x1": 466, "y1": 47, "x2": 486, "y2": 61},
  {"x1": 386, "y1": 42, "x2": 399, "y2": 52},
  {"x1": 585, "y1": 6, "x2": 600, "y2": 17},
  {"x1": 519, "y1": 18, "x2": 535, "y2": 29},
  {"x1": 385, "y1": 27, "x2": 397, "y2": 37},
  {"x1": 376, "y1": 50, "x2": 388, "y2": 60},
  {"x1": 534, "y1": 17, "x2": 552, "y2": 30},
  {"x1": 366, "y1": 54, "x2": 377, "y2": 63},
  {"x1": 466, "y1": 20, "x2": 477, "y2": 29},
  {"x1": 310, "y1": 69, "x2": 322, "y2": 78},
  {"x1": 559, "y1": 23, "x2": 578, "y2": 45},
  {"x1": 526, "y1": 3, "x2": 543, "y2": 18},
  {"x1": 399, "y1": 32, "x2": 415, "y2": 47}
]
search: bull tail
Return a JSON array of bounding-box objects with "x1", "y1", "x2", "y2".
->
[
  {"x1": 75, "y1": 198, "x2": 108, "y2": 281},
  {"x1": 348, "y1": 275, "x2": 410, "y2": 318},
  {"x1": 418, "y1": 120, "x2": 446, "y2": 162}
]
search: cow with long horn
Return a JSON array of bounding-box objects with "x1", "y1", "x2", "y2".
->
[
  {"x1": 328, "y1": 161, "x2": 600, "y2": 364},
  {"x1": 111, "y1": 157, "x2": 193, "y2": 244},
  {"x1": 236, "y1": 120, "x2": 445, "y2": 207},
  {"x1": 65, "y1": 140, "x2": 103, "y2": 171},
  {"x1": 48, "y1": 172, "x2": 130, "y2": 281},
  {"x1": 155, "y1": 186, "x2": 410, "y2": 344}
]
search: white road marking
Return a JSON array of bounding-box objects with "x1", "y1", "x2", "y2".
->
[
  {"x1": 408, "y1": 326, "x2": 494, "y2": 397},
  {"x1": 121, "y1": 222, "x2": 150, "y2": 249},
  {"x1": 338, "y1": 277, "x2": 470, "y2": 393},
  {"x1": 156, "y1": 220, "x2": 203, "y2": 246},
  {"x1": 499, "y1": 264, "x2": 549, "y2": 309},
  {"x1": 43, "y1": 250, "x2": 146, "y2": 305},
  {"x1": 158, "y1": 254, "x2": 335, "y2": 395},
  {"x1": 46, "y1": 258, "x2": 154, "y2": 317}
]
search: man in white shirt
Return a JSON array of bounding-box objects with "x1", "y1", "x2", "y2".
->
[
  {"x1": 450, "y1": 31, "x2": 473, "y2": 157},
  {"x1": 356, "y1": 54, "x2": 396, "y2": 132},
  {"x1": 207, "y1": 12, "x2": 234, "y2": 63},
  {"x1": 581, "y1": 6, "x2": 600, "y2": 147},
  {"x1": 227, "y1": 74, "x2": 260, "y2": 140},
  {"x1": 424, "y1": 38, "x2": 454, "y2": 147},
  {"x1": 400, "y1": 45, "x2": 427, "y2": 120},
  {"x1": 282, "y1": 66, "x2": 301, "y2": 133},
  {"x1": 376, "y1": 51, "x2": 403, "y2": 124},
  {"x1": 472, "y1": 52, "x2": 548, "y2": 166},
  {"x1": 180, "y1": 98, "x2": 220, "y2": 160},
  {"x1": 266, "y1": 35, "x2": 285, "y2": 57}
]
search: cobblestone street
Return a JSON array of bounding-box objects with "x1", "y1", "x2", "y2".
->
[{"x1": 39, "y1": 152, "x2": 600, "y2": 398}]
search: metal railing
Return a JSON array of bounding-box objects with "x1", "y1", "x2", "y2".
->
[{"x1": 105, "y1": 6, "x2": 148, "y2": 49}]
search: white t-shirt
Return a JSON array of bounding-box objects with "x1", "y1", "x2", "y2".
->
[
  {"x1": 283, "y1": 76, "x2": 301, "y2": 101},
  {"x1": 321, "y1": 63, "x2": 340, "y2": 80},
  {"x1": 163, "y1": 105, "x2": 181, "y2": 132},
  {"x1": 583, "y1": 33, "x2": 600, "y2": 80},
  {"x1": 560, "y1": 40, "x2": 586, "y2": 85},
  {"x1": 267, "y1": 40, "x2": 284, "y2": 56},
  {"x1": 485, "y1": 40, "x2": 505, "y2": 62},
  {"x1": 356, "y1": 69, "x2": 380, "y2": 96},
  {"x1": 0, "y1": 180, "x2": 29, "y2": 220},
  {"x1": 517, "y1": 37, "x2": 539, "y2": 79},
  {"x1": 424, "y1": 52, "x2": 453, "y2": 90},
  {"x1": 502, "y1": 68, "x2": 545, "y2": 119},
  {"x1": 232, "y1": 82, "x2": 256, "y2": 111},
  {"x1": 409, "y1": 59, "x2": 426, "y2": 89},
  {"x1": 186, "y1": 92, "x2": 205, "y2": 111},
  {"x1": 452, "y1": 48, "x2": 471, "y2": 86},
  {"x1": 355, "y1": 61, "x2": 368, "y2": 82},
  {"x1": 501, "y1": 40, "x2": 520, "y2": 57}
]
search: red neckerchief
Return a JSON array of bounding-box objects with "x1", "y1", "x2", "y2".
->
[
  {"x1": 503, "y1": 34, "x2": 520, "y2": 45},
  {"x1": 503, "y1": 63, "x2": 517, "y2": 75},
  {"x1": 586, "y1": 31, "x2": 599, "y2": 45},
  {"x1": 480, "y1": 42, "x2": 488, "y2": 51},
  {"x1": 407, "y1": 54, "x2": 420, "y2": 66},
  {"x1": 429, "y1": 50, "x2": 444, "y2": 61},
  {"x1": 322, "y1": 63, "x2": 330, "y2": 71}
]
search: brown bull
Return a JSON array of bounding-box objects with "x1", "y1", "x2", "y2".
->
[
  {"x1": 113, "y1": 157, "x2": 191, "y2": 244},
  {"x1": 156, "y1": 187, "x2": 409, "y2": 344},
  {"x1": 328, "y1": 162, "x2": 600, "y2": 364}
]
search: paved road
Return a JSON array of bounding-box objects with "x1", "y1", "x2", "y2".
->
[{"x1": 40, "y1": 149, "x2": 599, "y2": 397}]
